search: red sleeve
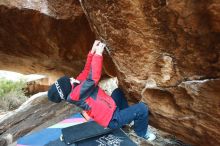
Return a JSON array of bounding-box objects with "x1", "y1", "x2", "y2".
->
[
  {"x1": 68, "y1": 54, "x2": 103, "y2": 104},
  {"x1": 76, "y1": 52, "x2": 94, "y2": 81},
  {"x1": 89, "y1": 54, "x2": 103, "y2": 85}
]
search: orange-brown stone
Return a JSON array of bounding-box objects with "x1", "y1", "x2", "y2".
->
[
  {"x1": 0, "y1": 0, "x2": 220, "y2": 145},
  {"x1": 0, "y1": 0, "x2": 95, "y2": 82},
  {"x1": 80, "y1": 0, "x2": 220, "y2": 145}
]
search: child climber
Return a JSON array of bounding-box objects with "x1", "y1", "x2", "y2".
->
[{"x1": 47, "y1": 40, "x2": 156, "y2": 141}]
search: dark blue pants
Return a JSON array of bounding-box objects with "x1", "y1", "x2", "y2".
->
[{"x1": 108, "y1": 88, "x2": 149, "y2": 137}]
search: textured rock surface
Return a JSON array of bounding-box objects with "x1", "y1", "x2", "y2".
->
[
  {"x1": 26, "y1": 77, "x2": 49, "y2": 95},
  {"x1": 80, "y1": 0, "x2": 220, "y2": 145},
  {"x1": 0, "y1": 0, "x2": 95, "y2": 82},
  {"x1": 0, "y1": 0, "x2": 220, "y2": 145},
  {"x1": 0, "y1": 92, "x2": 80, "y2": 145}
]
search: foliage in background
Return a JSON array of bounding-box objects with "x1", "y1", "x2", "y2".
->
[{"x1": 0, "y1": 78, "x2": 27, "y2": 111}]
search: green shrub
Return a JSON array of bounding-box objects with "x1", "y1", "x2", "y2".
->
[{"x1": 0, "y1": 78, "x2": 27, "y2": 111}]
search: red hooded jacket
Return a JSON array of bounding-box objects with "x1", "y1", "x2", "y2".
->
[{"x1": 67, "y1": 52, "x2": 116, "y2": 127}]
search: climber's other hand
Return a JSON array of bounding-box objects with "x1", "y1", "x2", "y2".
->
[
  {"x1": 95, "y1": 42, "x2": 106, "y2": 56},
  {"x1": 91, "y1": 40, "x2": 101, "y2": 54}
]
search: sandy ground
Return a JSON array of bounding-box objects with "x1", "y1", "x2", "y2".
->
[{"x1": 123, "y1": 124, "x2": 190, "y2": 146}]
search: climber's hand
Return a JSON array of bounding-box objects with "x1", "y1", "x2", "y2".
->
[
  {"x1": 91, "y1": 40, "x2": 100, "y2": 54},
  {"x1": 95, "y1": 42, "x2": 106, "y2": 56}
]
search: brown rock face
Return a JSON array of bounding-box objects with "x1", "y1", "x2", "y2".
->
[
  {"x1": 80, "y1": 0, "x2": 220, "y2": 145},
  {"x1": 0, "y1": 0, "x2": 95, "y2": 82},
  {"x1": 1, "y1": 0, "x2": 220, "y2": 145}
]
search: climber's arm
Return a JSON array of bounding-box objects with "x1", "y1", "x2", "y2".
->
[
  {"x1": 76, "y1": 40, "x2": 100, "y2": 81},
  {"x1": 68, "y1": 41, "x2": 105, "y2": 101},
  {"x1": 76, "y1": 52, "x2": 94, "y2": 81}
]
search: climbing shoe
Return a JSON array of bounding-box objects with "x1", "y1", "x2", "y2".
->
[{"x1": 144, "y1": 131, "x2": 156, "y2": 141}]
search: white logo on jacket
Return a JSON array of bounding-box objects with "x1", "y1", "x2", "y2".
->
[{"x1": 55, "y1": 81, "x2": 64, "y2": 100}]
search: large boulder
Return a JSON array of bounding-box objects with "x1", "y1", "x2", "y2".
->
[
  {"x1": 0, "y1": 0, "x2": 95, "y2": 82},
  {"x1": 0, "y1": 0, "x2": 220, "y2": 145},
  {"x1": 80, "y1": 0, "x2": 220, "y2": 145}
]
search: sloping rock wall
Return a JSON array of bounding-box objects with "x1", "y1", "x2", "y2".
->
[
  {"x1": 0, "y1": 0, "x2": 95, "y2": 82},
  {"x1": 0, "y1": 92, "x2": 80, "y2": 145},
  {"x1": 80, "y1": 0, "x2": 220, "y2": 145},
  {"x1": 0, "y1": 0, "x2": 220, "y2": 145}
]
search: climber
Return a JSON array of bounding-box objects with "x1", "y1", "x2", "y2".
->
[{"x1": 47, "y1": 40, "x2": 156, "y2": 141}]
